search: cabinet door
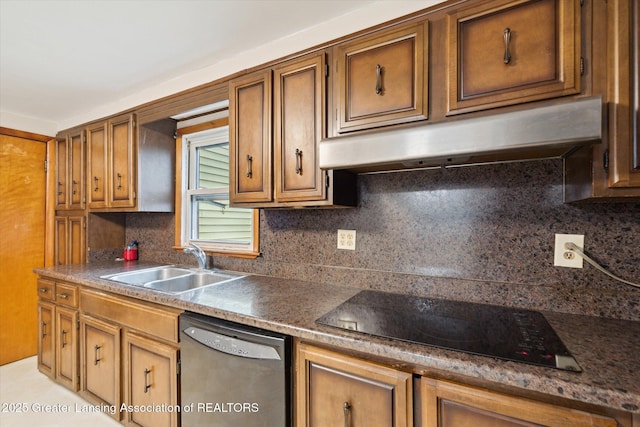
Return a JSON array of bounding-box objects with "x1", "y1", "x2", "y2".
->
[
  {"x1": 86, "y1": 121, "x2": 108, "y2": 209},
  {"x1": 68, "y1": 129, "x2": 85, "y2": 209},
  {"x1": 80, "y1": 315, "x2": 121, "y2": 420},
  {"x1": 274, "y1": 52, "x2": 326, "y2": 202},
  {"x1": 229, "y1": 69, "x2": 273, "y2": 204},
  {"x1": 55, "y1": 138, "x2": 68, "y2": 210},
  {"x1": 55, "y1": 306, "x2": 78, "y2": 391},
  {"x1": 296, "y1": 343, "x2": 412, "y2": 427},
  {"x1": 53, "y1": 216, "x2": 68, "y2": 265},
  {"x1": 109, "y1": 114, "x2": 136, "y2": 208},
  {"x1": 335, "y1": 21, "x2": 428, "y2": 133},
  {"x1": 123, "y1": 331, "x2": 178, "y2": 427},
  {"x1": 418, "y1": 377, "x2": 617, "y2": 427},
  {"x1": 68, "y1": 215, "x2": 86, "y2": 264},
  {"x1": 37, "y1": 301, "x2": 55, "y2": 378},
  {"x1": 447, "y1": 0, "x2": 581, "y2": 114}
]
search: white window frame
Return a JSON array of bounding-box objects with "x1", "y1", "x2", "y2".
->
[{"x1": 179, "y1": 125, "x2": 258, "y2": 255}]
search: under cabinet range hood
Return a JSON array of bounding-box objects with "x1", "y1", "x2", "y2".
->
[{"x1": 319, "y1": 96, "x2": 603, "y2": 171}]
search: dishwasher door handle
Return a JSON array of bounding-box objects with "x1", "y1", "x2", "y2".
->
[{"x1": 183, "y1": 326, "x2": 282, "y2": 360}]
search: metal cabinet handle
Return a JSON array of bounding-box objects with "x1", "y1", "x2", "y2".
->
[
  {"x1": 295, "y1": 149, "x2": 303, "y2": 175},
  {"x1": 116, "y1": 172, "x2": 122, "y2": 189},
  {"x1": 38, "y1": 287, "x2": 49, "y2": 293},
  {"x1": 41, "y1": 321, "x2": 47, "y2": 339},
  {"x1": 503, "y1": 28, "x2": 512, "y2": 64},
  {"x1": 56, "y1": 293, "x2": 68, "y2": 299},
  {"x1": 144, "y1": 368, "x2": 152, "y2": 393},
  {"x1": 93, "y1": 176, "x2": 99, "y2": 192},
  {"x1": 246, "y1": 154, "x2": 253, "y2": 178},
  {"x1": 94, "y1": 344, "x2": 102, "y2": 365},
  {"x1": 61, "y1": 329, "x2": 67, "y2": 348},
  {"x1": 375, "y1": 64, "x2": 383, "y2": 95},
  {"x1": 343, "y1": 401, "x2": 351, "y2": 427}
]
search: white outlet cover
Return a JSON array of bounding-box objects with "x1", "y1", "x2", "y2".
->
[
  {"x1": 554, "y1": 234, "x2": 585, "y2": 268},
  {"x1": 337, "y1": 229, "x2": 356, "y2": 250}
]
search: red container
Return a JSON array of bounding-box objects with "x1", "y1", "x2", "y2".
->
[{"x1": 123, "y1": 247, "x2": 138, "y2": 261}]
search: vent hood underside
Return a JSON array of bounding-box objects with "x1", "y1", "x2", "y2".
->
[{"x1": 319, "y1": 96, "x2": 603, "y2": 172}]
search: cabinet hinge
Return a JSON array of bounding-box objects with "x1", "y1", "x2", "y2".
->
[
  {"x1": 44, "y1": 160, "x2": 48, "y2": 172},
  {"x1": 173, "y1": 130, "x2": 178, "y2": 140},
  {"x1": 325, "y1": 63, "x2": 329, "y2": 77},
  {"x1": 133, "y1": 191, "x2": 137, "y2": 200},
  {"x1": 177, "y1": 359, "x2": 181, "y2": 375},
  {"x1": 82, "y1": 134, "x2": 86, "y2": 143},
  {"x1": 325, "y1": 171, "x2": 330, "y2": 188},
  {"x1": 580, "y1": 57, "x2": 585, "y2": 76},
  {"x1": 603, "y1": 149, "x2": 609, "y2": 171}
]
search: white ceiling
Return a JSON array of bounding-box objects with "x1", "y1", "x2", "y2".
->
[{"x1": 0, "y1": 0, "x2": 436, "y2": 135}]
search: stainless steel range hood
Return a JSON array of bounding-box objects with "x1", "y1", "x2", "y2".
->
[{"x1": 320, "y1": 96, "x2": 603, "y2": 171}]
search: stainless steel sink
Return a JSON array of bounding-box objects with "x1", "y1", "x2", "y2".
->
[
  {"x1": 102, "y1": 266, "x2": 192, "y2": 285},
  {"x1": 101, "y1": 266, "x2": 245, "y2": 293}
]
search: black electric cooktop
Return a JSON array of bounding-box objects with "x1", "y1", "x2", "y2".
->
[{"x1": 316, "y1": 290, "x2": 581, "y2": 372}]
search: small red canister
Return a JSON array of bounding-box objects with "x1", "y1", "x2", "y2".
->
[{"x1": 123, "y1": 247, "x2": 138, "y2": 261}]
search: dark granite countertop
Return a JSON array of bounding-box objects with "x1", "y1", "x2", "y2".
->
[{"x1": 34, "y1": 261, "x2": 640, "y2": 415}]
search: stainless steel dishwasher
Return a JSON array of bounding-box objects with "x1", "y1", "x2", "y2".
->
[{"x1": 179, "y1": 312, "x2": 291, "y2": 427}]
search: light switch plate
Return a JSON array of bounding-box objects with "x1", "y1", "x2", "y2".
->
[{"x1": 337, "y1": 229, "x2": 356, "y2": 250}]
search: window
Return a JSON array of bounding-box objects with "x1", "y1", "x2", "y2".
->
[{"x1": 177, "y1": 124, "x2": 259, "y2": 256}]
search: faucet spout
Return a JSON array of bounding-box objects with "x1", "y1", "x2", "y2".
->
[{"x1": 183, "y1": 243, "x2": 207, "y2": 270}]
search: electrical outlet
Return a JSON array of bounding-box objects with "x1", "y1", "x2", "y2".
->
[
  {"x1": 554, "y1": 234, "x2": 584, "y2": 268},
  {"x1": 337, "y1": 229, "x2": 356, "y2": 250}
]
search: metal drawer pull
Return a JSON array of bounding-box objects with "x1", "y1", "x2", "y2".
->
[
  {"x1": 144, "y1": 368, "x2": 152, "y2": 393},
  {"x1": 61, "y1": 329, "x2": 67, "y2": 348},
  {"x1": 246, "y1": 154, "x2": 253, "y2": 178},
  {"x1": 38, "y1": 287, "x2": 49, "y2": 293},
  {"x1": 503, "y1": 28, "x2": 512, "y2": 64},
  {"x1": 343, "y1": 401, "x2": 351, "y2": 427},
  {"x1": 41, "y1": 321, "x2": 47, "y2": 339},
  {"x1": 93, "y1": 176, "x2": 99, "y2": 192},
  {"x1": 94, "y1": 344, "x2": 102, "y2": 365},
  {"x1": 375, "y1": 64, "x2": 383, "y2": 95},
  {"x1": 116, "y1": 172, "x2": 122, "y2": 189},
  {"x1": 56, "y1": 293, "x2": 68, "y2": 299},
  {"x1": 295, "y1": 149, "x2": 303, "y2": 175}
]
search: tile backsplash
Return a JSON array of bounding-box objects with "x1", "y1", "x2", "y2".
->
[{"x1": 112, "y1": 159, "x2": 640, "y2": 321}]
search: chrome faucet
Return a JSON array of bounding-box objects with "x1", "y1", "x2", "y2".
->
[{"x1": 183, "y1": 243, "x2": 207, "y2": 270}]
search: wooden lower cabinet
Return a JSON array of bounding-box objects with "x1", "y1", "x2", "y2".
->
[
  {"x1": 296, "y1": 342, "x2": 413, "y2": 427},
  {"x1": 79, "y1": 314, "x2": 121, "y2": 420},
  {"x1": 79, "y1": 288, "x2": 181, "y2": 427},
  {"x1": 36, "y1": 279, "x2": 79, "y2": 391},
  {"x1": 416, "y1": 377, "x2": 619, "y2": 427},
  {"x1": 123, "y1": 331, "x2": 179, "y2": 427}
]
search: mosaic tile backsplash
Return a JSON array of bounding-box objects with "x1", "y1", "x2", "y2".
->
[{"x1": 100, "y1": 159, "x2": 640, "y2": 321}]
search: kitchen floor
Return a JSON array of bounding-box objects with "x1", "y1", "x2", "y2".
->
[{"x1": 0, "y1": 356, "x2": 120, "y2": 427}]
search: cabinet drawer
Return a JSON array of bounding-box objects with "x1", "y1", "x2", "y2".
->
[
  {"x1": 335, "y1": 21, "x2": 428, "y2": 133},
  {"x1": 447, "y1": 0, "x2": 581, "y2": 114},
  {"x1": 55, "y1": 282, "x2": 78, "y2": 308},
  {"x1": 80, "y1": 289, "x2": 181, "y2": 343},
  {"x1": 37, "y1": 279, "x2": 55, "y2": 301}
]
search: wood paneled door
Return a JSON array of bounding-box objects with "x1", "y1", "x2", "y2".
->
[{"x1": 0, "y1": 128, "x2": 49, "y2": 365}]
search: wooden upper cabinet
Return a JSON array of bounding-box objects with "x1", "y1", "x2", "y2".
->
[
  {"x1": 334, "y1": 21, "x2": 428, "y2": 133},
  {"x1": 109, "y1": 114, "x2": 135, "y2": 208},
  {"x1": 274, "y1": 53, "x2": 326, "y2": 202},
  {"x1": 86, "y1": 121, "x2": 108, "y2": 209},
  {"x1": 229, "y1": 69, "x2": 273, "y2": 204},
  {"x1": 447, "y1": 0, "x2": 581, "y2": 115},
  {"x1": 55, "y1": 138, "x2": 68, "y2": 210},
  {"x1": 55, "y1": 128, "x2": 85, "y2": 210},
  {"x1": 86, "y1": 114, "x2": 136, "y2": 210}
]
